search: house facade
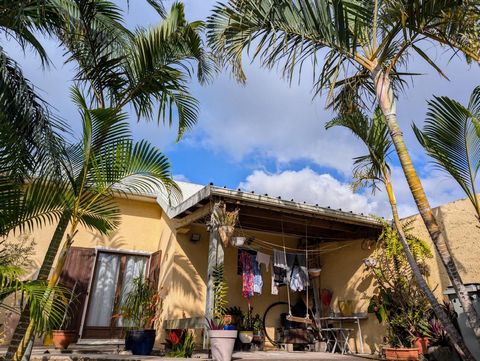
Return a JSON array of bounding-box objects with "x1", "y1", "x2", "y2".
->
[{"x1": 2, "y1": 182, "x2": 480, "y2": 355}]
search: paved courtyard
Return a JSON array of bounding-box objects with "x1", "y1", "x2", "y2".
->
[{"x1": 21, "y1": 349, "x2": 373, "y2": 361}]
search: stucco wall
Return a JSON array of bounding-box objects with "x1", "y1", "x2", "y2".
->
[
  {"x1": 403, "y1": 197, "x2": 480, "y2": 296},
  {"x1": 3, "y1": 194, "x2": 479, "y2": 354},
  {"x1": 1, "y1": 196, "x2": 165, "y2": 344}
]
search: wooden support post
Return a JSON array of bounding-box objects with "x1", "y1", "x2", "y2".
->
[{"x1": 203, "y1": 230, "x2": 224, "y2": 349}]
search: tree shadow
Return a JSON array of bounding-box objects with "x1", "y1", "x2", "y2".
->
[{"x1": 88, "y1": 230, "x2": 127, "y2": 249}]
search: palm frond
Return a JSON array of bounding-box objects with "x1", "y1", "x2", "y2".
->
[
  {"x1": 413, "y1": 86, "x2": 480, "y2": 216},
  {"x1": 326, "y1": 108, "x2": 392, "y2": 192}
]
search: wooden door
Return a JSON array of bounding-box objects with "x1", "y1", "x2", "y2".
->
[
  {"x1": 82, "y1": 251, "x2": 149, "y2": 339},
  {"x1": 58, "y1": 247, "x2": 96, "y2": 340}
]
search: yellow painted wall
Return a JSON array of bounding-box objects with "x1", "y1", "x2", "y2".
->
[
  {"x1": 1, "y1": 196, "x2": 165, "y2": 344},
  {"x1": 403, "y1": 197, "x2": 480, "y2": 296},
  {"x1": 3, "y1": 194, "x2": 480, "y2": 355}
]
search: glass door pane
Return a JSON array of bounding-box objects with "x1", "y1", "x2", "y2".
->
[
  {"x1": 85, "y1": 252, "x2": 120, "y2": 327},
  {"x1": 116, "y1": 256, "x2": 147, "y2": 327}
]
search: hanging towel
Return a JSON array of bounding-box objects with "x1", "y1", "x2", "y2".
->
[
  {"x1": 239, "y1": 251, "x2": 254, "y2": 298},
  {"x1": 271, "y1": 262, "x2": 278, "y2": 295},
  {"x1": 253, "y1": 254, "x2": 263, "y2": 294},
  {"x1": 256, "y1": 251, "x2": 271, "y2": 270},
  {"x1": 289, "y1": 253, "x2": 309, "y2": 291},
  {"x1": 273, "y1": 249, "x2": 288, "y2": 287}
]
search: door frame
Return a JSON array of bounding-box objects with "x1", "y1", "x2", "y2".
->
[{"x1": 78, "y1": 247, "x2": 152, "y2": 340}]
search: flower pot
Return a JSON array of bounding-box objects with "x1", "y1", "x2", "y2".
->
[
  {"x1": 209, "y1": 329, "x2": 237, "y2": 361},
  {"x1": 308, "y1": 268, "x2": 322, "y2": 278},
  {"x1": 384, "y1": 346, "x2": 420, "y2": 360},
  {"x1": 218, "y1": 226, "x2": 234, "y2": 247},
  {"x1": 52, "y1": 330, "x2": 76, "y2": 350},
  {"x1": 239, "y1": 330, "x2": 254, "y2": 344},
  {"x1": 413, "y1": 337, "x2": 429, "y2": 355},
  {"x1": 230, "y1": 236, "x2": 246, "y2": 247},
  {"x1": 125, "y1": 329, "x2": 156, "y2": 355}
]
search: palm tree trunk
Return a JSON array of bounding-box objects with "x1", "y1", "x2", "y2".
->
[
  {"x1": 4, "y1": 211, "x2": 70, "y2": 361},
  {"x1": 384, "y1": 172, "x2": 475, "y2": 360},
  {"x1": 373, "y1": 68, "x2": 480, "y2": 342}
]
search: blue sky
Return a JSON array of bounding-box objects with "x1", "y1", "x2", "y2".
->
[{"x1": 7, "y1": 0, "x2": 480, "y2": 218}]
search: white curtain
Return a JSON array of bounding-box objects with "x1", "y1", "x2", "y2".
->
[
  {"x1": 117, "y1": 256, "x2": 147, "y2": 327},
  {"x1": 86, "y1": 253, "x2": 120, "y2": 327}
]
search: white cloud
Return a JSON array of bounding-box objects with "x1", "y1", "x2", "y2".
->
[
  {"x1": 238, "y1": 168, "x2": 382, "y2": 215},
  {"x1": 237, "y1": 166, "x2": 468, "y2": 220},
  {"x1": 189, "y1": 66, "x2": 366, "y2": 175},
  {"x1": 173, "y1": 174, "x2": 190, "y2": 182}
]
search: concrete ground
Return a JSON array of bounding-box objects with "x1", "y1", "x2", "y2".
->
[{"x1": 21, "y1": 348, "x2": 374, "y2": 361}]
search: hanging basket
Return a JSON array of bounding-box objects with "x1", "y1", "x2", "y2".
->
[
  {"x1": 218, "y1": 225, "x2": 235, "y2": 247},
  {"x1": 308, "y1": 268, "x2": 322, "y2": 278},
  {"x1": 230, "y1": 236, "x2": 246, "y2": 247}
]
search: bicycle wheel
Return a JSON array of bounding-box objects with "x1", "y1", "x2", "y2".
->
[{"x1": 262, "y1": 301, "x2": 289, "y2": 347}]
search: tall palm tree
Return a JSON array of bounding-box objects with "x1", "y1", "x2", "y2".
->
[
  {"x1": 6, "y1": 2, "x2": 213, "y2": 359},
  {"x1": 5, "y1": 89, "x2": 179, "y2": 361},
  {"x1": 326, "y1": 111, "x2": 474, "y2": 359},
  {"x1": 59, "y1": 0, "x2": 215, "y2": 139},
  {"x1": 413, "y1": 86, "x2": 480, "y2": 220},
  {"x1": 207, "y1": 0, "x2": 480, "y2": 341},
  {"x1": 0, "y1": 0, "x2": 70, "y2": 180}
]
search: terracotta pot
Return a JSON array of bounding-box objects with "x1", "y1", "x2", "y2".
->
[
  {"x1": 217, "y1": 226, "x2": 234, "y2": 247},
  {"x1": 209, "y1": 330, "x2": 237, "y2": 361},
  {"x1": 384, "y1": 346, "x2": 420, "y2": 360},
  {"x1": 413, "y1": 337, "x2": 429, "y2": 355},
  {"x1": 52, "y1": 330, "x2": 76, "y2": 350},
  {"x1": 223, "y1": 314, "x2": 233, "y2": 325}
]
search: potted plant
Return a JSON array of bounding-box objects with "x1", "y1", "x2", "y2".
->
[
  {"x1": 252, "y1": 314, "x2": 263, "y2": 341},
  {"x1": 207, "y1": 318, "x2": 237, "y2": 361},
  {"x1": 238, "y1": 310, "x2": 253, "y2": 344},
  {"x1": 165, "y1": 330, "x2": 196, "y2": 358},
  {"x1": 119, "y1": 276, "x2": 161, "y2": 355},
  {"x1": 427, "y1": 314, "x2": 461, "y2": 361},
  {"x1": 365, "y1": 221, "x2": 433, "y2": 361},
  {"x1": 207, "y1": 262, "x2": 237, "y2": 361},
  {"x1": 52, "y1": 282, "x2": 78, "y2": 350},
  {"x1": 208, "y1": 202, "x2": 239, "y2": 247},
  {"x1": 224, "y1": 306, "x2": 242, "y2": 328}
]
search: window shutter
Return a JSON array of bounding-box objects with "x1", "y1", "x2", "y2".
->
[
  {"x1": 147, "y1": 250, "x2": 162, "y2": 290},
  {"x1": 58, "y1": 247, "x2": 96, "y2": 338}
]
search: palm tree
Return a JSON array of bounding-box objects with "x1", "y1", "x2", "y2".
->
[
  {"x1": 206, "y1": 0, "x2": 480, "y2": 342},
  {"x1": 0, "y1": 0, "x2": 70, "y2": 180},
  {"x1": 6, "y1": 2, "x2": 213, "y2": 358},
  {"x1": 326, "y1": 110, "x2": 474, "y2": 359},
  {"x1": 58, "y1": 0, "x2": 215, "y2": 139},
  {"x1": 5, "y1": 89, "x2": 179, "y2": 361},
  {"x1": 413, "y1": 86, "x2": 480, "y2": 220},
  {"x1": 0, "y1": 244, "x2": 69, "y2": 339}
]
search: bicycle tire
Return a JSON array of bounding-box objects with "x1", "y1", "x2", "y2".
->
[{"x1": 262, "y1": 301, "x2": 289, "y2": 347}]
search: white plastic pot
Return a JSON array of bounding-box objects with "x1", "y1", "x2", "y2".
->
[
  {"x1": 239, "y1": 330, "x2": 253, "y2": 344},
  {"x1": 230, "y1": 236, "x2": 246, "y2": 247},
  {"x1": 209, "y1": 330, "x2": 237, "y2": 361}
]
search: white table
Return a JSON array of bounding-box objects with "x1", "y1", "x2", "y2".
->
[{"x1": 318, "y1": 313, "x2": 368, "y2": 354}]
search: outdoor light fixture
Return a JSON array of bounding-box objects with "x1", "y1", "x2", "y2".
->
[{"x1": 190, "y1": 233, "x2": 201, "y2": 243}]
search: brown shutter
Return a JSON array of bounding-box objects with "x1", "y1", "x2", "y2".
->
[
  {"x1": 147, "y1": 250, "x2": 162, "y2": 290},
  {"x1": 58, "y1": 247, "x2": 96, "y2": 339}
]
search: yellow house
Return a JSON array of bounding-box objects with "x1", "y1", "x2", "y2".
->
[{"x1": 2, "y1": 181, "x2": 480, "y2": 355}]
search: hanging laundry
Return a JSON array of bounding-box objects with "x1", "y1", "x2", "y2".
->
[
  {"x1": 290, "y1": 253, "x2": 309, "y2": 292},
  {"x1": 256, "y1": 251, "x2": 270, "y2": 270},
  {"x1": 272, "y1": 249, "x2": 288, "y2": 288},
  {"x1": 239, "y1": 251, "x2": 254, "y2": 298},
  {"x1": 253, "y1": 254, "x2": 263, "y2": 294}
]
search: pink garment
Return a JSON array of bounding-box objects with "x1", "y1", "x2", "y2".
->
[{"x1": 240, "y1": 251, "x2": 254, "y2": 298}]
